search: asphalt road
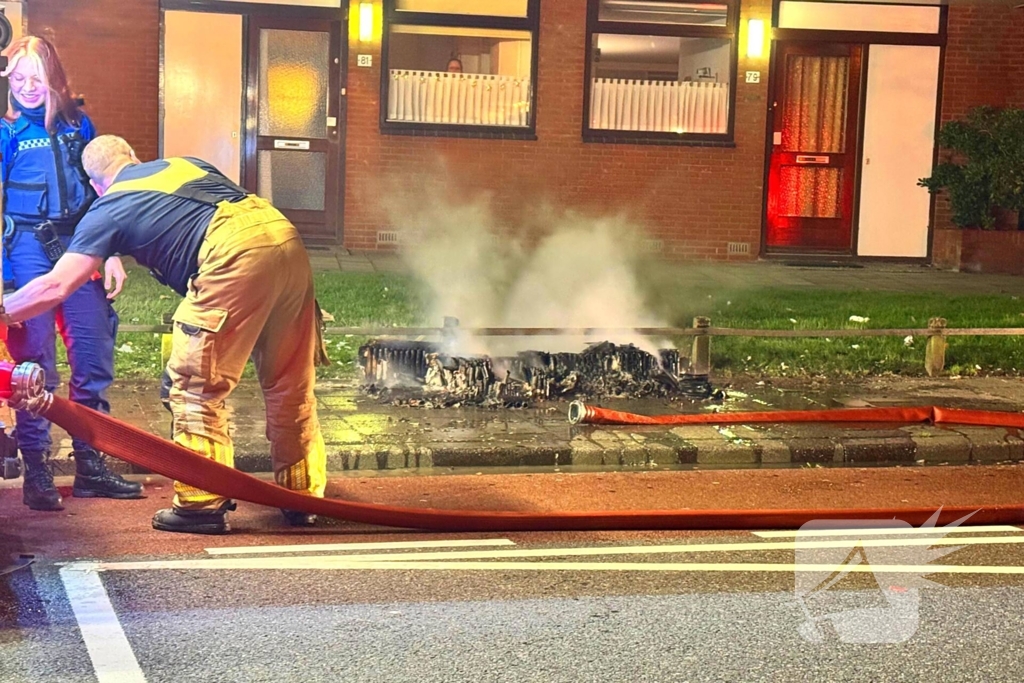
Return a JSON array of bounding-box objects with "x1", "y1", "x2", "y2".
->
[{"x1": 3, "y1": 467, "x2": 1024, "y2": 682}]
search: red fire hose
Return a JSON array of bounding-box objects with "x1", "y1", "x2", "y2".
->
[
  {"x1": 567, "y1": 401, "x2": 1024, "y2": 430},
  {"x1": 3, "y1": 360, "x2": 1024, "y2": 532}
]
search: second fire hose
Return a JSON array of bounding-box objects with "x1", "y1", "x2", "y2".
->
[{"x1": 2, "y1": 359, "x2": 1024, "y2": 532}]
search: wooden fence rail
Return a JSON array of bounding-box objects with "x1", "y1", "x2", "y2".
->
[{"x1": 116, "y1": 316, "x2": 1018, "y2": 377}]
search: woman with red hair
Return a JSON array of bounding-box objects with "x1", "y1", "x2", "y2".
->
[{"x1": 0, "y1": 36, "x2": 142, "y2": 510}]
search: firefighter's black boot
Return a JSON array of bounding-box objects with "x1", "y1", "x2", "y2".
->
[
  {"x1": 281, "y1": 509, "x2": 317, "y2": 527},
  {"x1": 21, "y1": 450, "x2": 64, "y2": 512},
  {"x1": 71, "y1": 449, "x2": 146, "y2": 499},
  {"x1": 152, "y1": 500, "x2": 237, "y2": 535}
]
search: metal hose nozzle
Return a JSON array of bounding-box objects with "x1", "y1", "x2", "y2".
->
[{"x1": 2, "y1": 362, "x2": 52, "y2": 415}]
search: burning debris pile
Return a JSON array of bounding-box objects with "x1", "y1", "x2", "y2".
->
[{"x1": 359, "y1": 339, "x2": 720, "y2": 408}]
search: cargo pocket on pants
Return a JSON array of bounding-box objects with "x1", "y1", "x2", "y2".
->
[{"x1": 171, "y1": 303, "x2": 228, "y2": 383}]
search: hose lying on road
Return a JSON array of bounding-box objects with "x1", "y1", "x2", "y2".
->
[
  {"x1": 6, "y1": 360, "x2": 1024, "y2": 532},
  {"x1": 37, "y1": 395, "x2": 1024, "y2": 532}
]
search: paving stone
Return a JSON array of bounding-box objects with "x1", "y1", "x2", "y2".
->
[
  {"x1": 568, "y1": 435, "x2": 604, "y2": 466},
  {"x1": 952, "y1": 427, "x2": 1024, "y2": 463},
  {"x1": 905, "y1": 425, "x2": 972, "y2": 464},
  {"x1": 784, "y1": 438, "x2": 840, "y2": 465},
  {"x1": 842, "y1": 437, "x2": 917, "y2": 464},
  {"x1": 755, "y1": 439, "x2": 793, "y2": 465}
]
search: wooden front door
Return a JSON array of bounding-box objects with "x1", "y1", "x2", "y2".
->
[{"x1": 765, "y1": 42, "x2": 863, "y2": 254}]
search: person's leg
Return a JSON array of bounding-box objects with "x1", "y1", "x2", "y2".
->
[
  {"x1": 251, "y1": 240, "x2": 327, "y2": 526},
  {"x1": 6, "y1": 232, "x2": 61, "y2": 511},
  {"x1": 156, "y1": 246, "x2": 282, "y2": 533},
  {"x1": 57, "y1": 276, "x2": 144, "y2": 498}
]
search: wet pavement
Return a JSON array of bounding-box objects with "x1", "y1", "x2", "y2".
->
[
  {"x1": 5, "y1": 257, "x2": 1024, "y2": 478},
  {"x1": 11, "y1": 373, "x2": 1024, "y2": 478}
]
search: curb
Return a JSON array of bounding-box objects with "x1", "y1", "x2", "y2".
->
[{"x1": 42, "y1": 422, "x2": 1024, "y2": 477}]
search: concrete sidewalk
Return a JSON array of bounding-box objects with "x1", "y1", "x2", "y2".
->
[
  {"x1": 26, "y1": 373, "x2": 1024, "y2": 477},
  {"x1": 8, "y1": 257, "x2": 1024, "y2": 478},
  {"x1": 311, "y1": 248, "x2": 1024, "y2": 295}
]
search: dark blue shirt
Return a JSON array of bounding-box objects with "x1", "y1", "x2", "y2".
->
[{"x1": 67, "y1": 157, "x2": 248, "y2": 295}]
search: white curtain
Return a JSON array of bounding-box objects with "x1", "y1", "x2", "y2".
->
[
  {"x1": 388, "y1": 70, "x2": 531, "y2": 127},
  {"x1": 589, "y1": 79, "x2": 729, "y2": 134}
]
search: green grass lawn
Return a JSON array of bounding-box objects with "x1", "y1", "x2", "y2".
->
[{"x1": 88, "y1": 265, "x2": 1024, "y2": 380}]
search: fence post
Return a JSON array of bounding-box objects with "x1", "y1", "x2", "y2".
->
[
  {"x1": 692, "y1": 316, "x2": 711, "y2": 376},
  {"x1": 925, "y1": 317, "x2": 947, "y2": 377},
  {"x1": 442, "y1": 316, "x2": 460, "y2": 352}
]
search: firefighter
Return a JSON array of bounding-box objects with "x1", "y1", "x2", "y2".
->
[
  {"x1": 0, "y1": 36, "x2": 143, "y2": 510},
  {"x1": 0, "y1": 135, "x2": 328, "y2": 534}
]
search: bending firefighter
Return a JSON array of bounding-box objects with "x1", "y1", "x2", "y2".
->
[
  {"x1": 0, "y1": 136, "x2": 328, "y2": 534},
  {"x1": 1, "y1": 36, "x2": 142, "y2": 510}
]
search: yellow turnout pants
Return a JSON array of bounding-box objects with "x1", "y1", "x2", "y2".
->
[{"x1": 167, "y1": 195, "x2": 326, "y2": 510}]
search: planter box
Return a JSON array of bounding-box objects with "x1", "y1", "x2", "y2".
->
[
  {"x1": 934, "y1": 226, "x2": 1024, "y2": 275},
  {"x1": 932, "y1": 211, "x2": 1024, "y2": 274}
]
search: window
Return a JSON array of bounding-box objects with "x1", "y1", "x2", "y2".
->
[
  {"x1": 585, "y1": 0, "x2": 738, "y2": 143},
  {"x1": 382, "y1": 0, "x2": 540, "y2": 135}
]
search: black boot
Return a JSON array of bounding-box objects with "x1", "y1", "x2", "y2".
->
[
  {"x1": 71, "y1": 449, "x2": 146, "y2": 499},
  {"x1": 21, "y1": 451, "x2": 64, "y2": 512},
  {"x1": 281, "y1": 509, "x2": 317, "y2": 527},
  {"x1": 152, "y1": 500, "x2": 237, "y2": 535}
]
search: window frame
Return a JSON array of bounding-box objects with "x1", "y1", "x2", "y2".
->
[
  {"x1": 379, "y1": 0, "x2": 542, "y2": 139},
  {"x1": 583, "y1": 0, "x2": 740, "y2": 145}
]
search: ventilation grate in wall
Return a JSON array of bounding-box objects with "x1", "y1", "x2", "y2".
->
[{"x1": 727, "y1": 242, "x2": 751, "y2": 255}]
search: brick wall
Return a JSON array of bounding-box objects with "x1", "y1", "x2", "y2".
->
[
  {"x1": 344, "y1": 0, "x2": 772, "y2": 258},
  {"x1": 33, "y1": 0, "x2": 1020, "y2": 260},
  {"x1": 933, "y1": 0, "x2": 1024, "y2": 236},
  {"x1": 26, "y1": 0, "x2": 160, "y2": 161}
]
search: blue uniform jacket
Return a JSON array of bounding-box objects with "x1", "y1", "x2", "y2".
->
[{"x1": 1, "y1": 106, "x2": 96, "y2": 285}]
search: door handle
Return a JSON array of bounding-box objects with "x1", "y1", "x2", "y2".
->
[{"x1": 795, "y1": 155, "x2": 830, "y2": 165}]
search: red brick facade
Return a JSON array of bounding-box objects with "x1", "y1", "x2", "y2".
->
[
  {"x1": 345, "y1": 0, "x2": 772, "y2": 258},
  {"x1": 941, "y1": 1, "x2": 1024, "y2": 121},
  {"x1": 931, "y1": 1, "x2": 1024, "y2": 266},
  {"x1": 26, "y1": 0, "x2": 161, "y2": 162},
  {"x1": 22, "y1": 0, "x2": 1024, "y2": 261}
]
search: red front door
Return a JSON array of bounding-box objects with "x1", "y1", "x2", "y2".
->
[{"x1": 765, "y1": 42, "x2": 863, "y2": 254}]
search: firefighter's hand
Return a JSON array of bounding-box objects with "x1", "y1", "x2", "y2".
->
[
  {"x1": 0, "y1": 308, "x2": 20, "y2": 329},
  {"x1": 103, "y1": 257, "x2": 127, "y2": 299}
]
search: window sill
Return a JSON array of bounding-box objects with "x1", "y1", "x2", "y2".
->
[
  {"x1": 381, "y1": 123, "x2": 538, "y2": 141},
  {"x1": 584, "y1": 132, "x2": 736, "y2": 148}
]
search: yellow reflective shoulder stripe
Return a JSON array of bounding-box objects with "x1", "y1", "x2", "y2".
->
[{"x1": 105, "y1": 158, "x2": 208, "y2": 196}]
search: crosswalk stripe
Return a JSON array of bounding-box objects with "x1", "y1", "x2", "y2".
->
[
  {"x1": 60, "y1": 566, "x2": 147, "y2": 683},
  {"x1": 90, "y1": 534, "x2": 1024, "y2": 572}
]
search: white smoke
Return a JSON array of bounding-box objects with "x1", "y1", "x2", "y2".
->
[{"x1": 381, "y1": 174, "x2": 671, "y2": 357}]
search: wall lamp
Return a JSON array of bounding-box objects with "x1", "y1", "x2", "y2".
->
[
  {"x1": 747, "y1": 18, "x2": 766, "y2": 58},
  {"x1": 359, "y1": 1, "x2": 374, "y2": 42}
]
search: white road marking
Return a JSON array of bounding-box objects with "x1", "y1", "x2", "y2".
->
[
  {"x1": 73, "y1": 558, "x2": 1024, "y2": 575},
  {"x1": 755, "y1": 525, "x2": 1023, "y2": 538},
  {"x1": 290, "y1": 560, "x2": 1024, "y2": 575},
  {"x1": 205, "y1": 538, "x2": 516, "y2": 556},
  {"x1": 87, "y1": 534, "x2": 1024, "y2": 572},
  {"x1": 59, "y1": 565, "x2": 147, "y2": 683}
]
